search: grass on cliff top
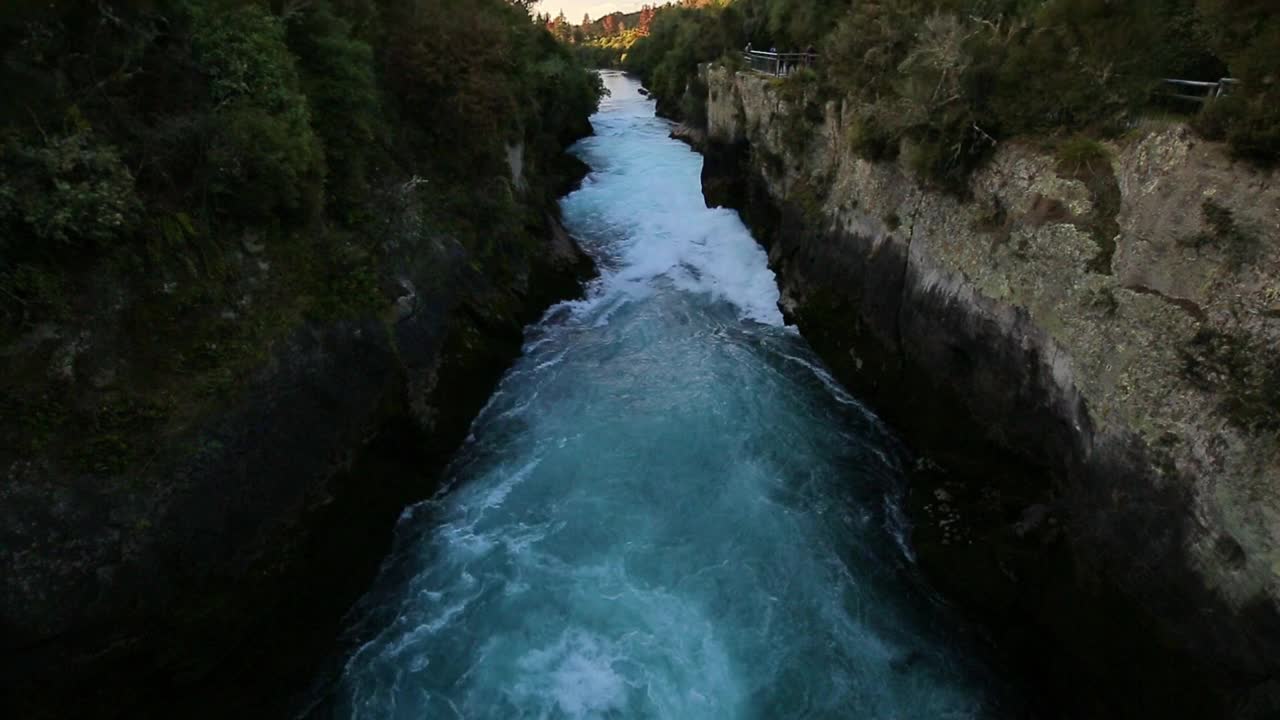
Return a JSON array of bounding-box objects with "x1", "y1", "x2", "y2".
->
[{"x1": 1055, "y1": 136, "x2": 1113, "y2": 177}]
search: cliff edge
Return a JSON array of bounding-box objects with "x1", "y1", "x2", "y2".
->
[{"x1": 700, "y1": 64, "x2": 1280, "y2": 718}]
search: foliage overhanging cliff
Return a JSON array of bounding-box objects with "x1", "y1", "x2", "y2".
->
[
  {"x1": 690, "y1": 40, "x2": 1280, "y2": 720},
  {"x1": 0, "y1": 0, "x2": 600, "y2": 484},
  {"x1": 615, "y1": 0, "x2": 1278, "y2": 185},
  {"x1": 0, "y1": 1, "x2": 600, "y2": 717}
]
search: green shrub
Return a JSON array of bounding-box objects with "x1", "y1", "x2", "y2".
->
[
  {"x1": 845, "y1": 110, "x2": 898, "y2": 162},
  {"x1": 737, "y1": 0, "x2": 850, "y2": 49},
  {"x1": 207, "y1": 105, "x2": 323, "y2": 219},
  {"x1": 288, "y1": 2, "x2": 383, "y2": 216},
  {"x1": 1193, "y1": 2, "x2": 1280, "y2": 163},
  {"x1": 717, "y1": 51, "x2": 746, "y2": 73},
  {"x1": 823, "y1": 1, "x2": 925, "y2": 102},
  {"x1": 1213, "y1": 92, "x2": 1280, "y2": 163},
  {"x1": 1056, "y1": 135, "x2": 1112, "y2": 176},
  {"x1": 825, "y1": 8, "x2": 1001, "y2": 189},
  {"x1": 192, "y1": 3, "x2": 324, "y2": 220},
  {"x1": 0, "y1": 264, "x2": 69, "y2": 328},
  {"x1": 990, "y1": 1, "x2": 1164, "y2": 136},
  {"x1": 0, "y1": 128, "x2": 139, "y2": 253},
  {"x1": 626, "y1": 3, "x2": 745, "y2": 116},
  {"x1": 0, "y1": 0, "x2": 605, "y2": 475},
  {"x1": 626, "y1": 0, "x2": 1280, "y2": 181},
  {"x1": 528, "y1": 53, "x2": 604, "y2": 148}
]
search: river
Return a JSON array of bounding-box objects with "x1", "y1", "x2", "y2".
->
[{"x1": 308, "y1": 71, "x2": 1010, "y2": 719}]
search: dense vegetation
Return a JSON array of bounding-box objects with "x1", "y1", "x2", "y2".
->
[
  {"x1": 0, "y1": 0, "x2": 600, "y2": 471},
  {"x1": 530, "y1": 6, "x2": 657, "y2": 68},
  {"x1": 571, "y1": 9, "x2": 652, "y2": 68},
  {"x1": 617, "y1": 0, "x2": 1279, "y2": 188}
]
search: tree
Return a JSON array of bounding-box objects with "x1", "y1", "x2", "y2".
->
[
  {"x1": 548, "y1": 10, "x2": 571, "y2": 42},
  {"x1": 638, "y1": 5, "x2": 656, "y2": 36},
  {"x1": 602, "y1": 14, "x2": 619, "y2": 36}
]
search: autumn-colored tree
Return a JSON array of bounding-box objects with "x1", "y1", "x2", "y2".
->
[
  {"x1": 638, "y1": 5, "x2": 655, "y2": 35},
  {"x1": 601, "y1": 14, "x2": 619, "y2": 36},
  {"x1": 547, "y1": 10, "x2": 571, "y2": 42}
]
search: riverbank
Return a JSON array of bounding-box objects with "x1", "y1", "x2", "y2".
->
[
  {"x1": 1, "y1": 168, "x2": 595, "y2": 720},
  {"x1": 0, "y1": 3, "x2": 605, "y2": 715},
  {"x1": 691, "y1": 65, "x2": 1280, "y2": 718}
]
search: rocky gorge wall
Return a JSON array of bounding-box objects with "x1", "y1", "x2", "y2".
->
[
  {"x1": 0, "y1": 154, "x2": 594, "y2": 718},
  {"x1": 695, "y1": 65, "x2": 1280, "y2": 718}
]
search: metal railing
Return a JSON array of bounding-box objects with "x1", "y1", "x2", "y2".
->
[
  {"x1": 1161, "y1": 77, "x2": 1240, "y2": 104},
  {"x1": 743, "y1": 50, "x2": 817, "y2": 78}
]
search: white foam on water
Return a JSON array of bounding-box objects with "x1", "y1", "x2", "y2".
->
[
  {"x1": 561, "y1": 76, "x2": 784, "y2": 329},
  {"x1": 322, "y1": 70, "x2": 1003, "y2": 720},
  {"x1": 513, "y1": 629, "x2": 629, "y2": 719}
]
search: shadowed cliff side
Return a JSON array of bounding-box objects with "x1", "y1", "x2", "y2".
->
[
  {"x1": 0, "y1": 154, "x2": 597, "y2": 720},
  {"x1": 0, "y1": 1, "x2": 599, "y2": 716},
  {"x1": 697, "y1": 65, "x2": 1280, "y2": 719}
]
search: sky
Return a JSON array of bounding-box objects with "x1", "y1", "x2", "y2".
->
[{"x1": 535, "y1": 1, "x2": 649, "y2": 22}]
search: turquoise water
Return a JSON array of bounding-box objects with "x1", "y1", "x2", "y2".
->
[{"x1": 317, "y1": 72, "x2": 1002, "y2": 719}]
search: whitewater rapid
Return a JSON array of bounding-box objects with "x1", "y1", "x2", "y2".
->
[{"x1": 310, "y1": 72, "x2": 1007, "y2": 719}]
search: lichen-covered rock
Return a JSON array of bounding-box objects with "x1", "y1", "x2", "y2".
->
[{"x1": 702, "y1": 64, "x2": 1280, "y2": 718}]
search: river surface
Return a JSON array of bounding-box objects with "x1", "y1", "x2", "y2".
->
[{"x1": 311, "y1": 72, "x2": 1008, "y2": 719}]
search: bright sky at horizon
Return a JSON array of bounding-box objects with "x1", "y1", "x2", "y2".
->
[{"x1": 535, "y1": 0, "x2": 649, "y2": 22}]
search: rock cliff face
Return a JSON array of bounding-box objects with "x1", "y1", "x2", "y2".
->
[
  {"x1": 0, "y1": 161, "x2": 593, "y2": 718},
  {"x1": 699, "y1": 65, "x2": 1280, "y2": 717}
]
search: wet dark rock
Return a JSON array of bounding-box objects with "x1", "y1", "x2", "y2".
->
[
  {"x1": 0, "y1": 204, "x2": 594, "y2": 719},
  {"x1": 669, "y1": 123, "x2": 708, "y2": 151}
]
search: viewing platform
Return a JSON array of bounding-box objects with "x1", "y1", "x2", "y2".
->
[{"x1": 743, "y1": 50, "x2": 817, "y2": 78}]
